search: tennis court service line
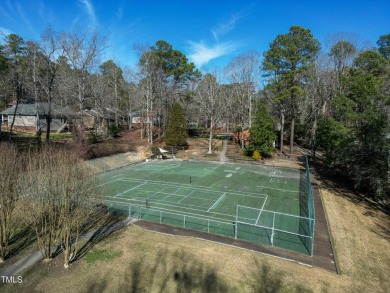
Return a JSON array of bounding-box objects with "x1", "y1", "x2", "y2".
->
[
  {"x1": 255, "y1": 195, "x2": 268, "y2": 225},
  {"x1": 146, "y1": 186, "x2": 169, "y2": 199},
  {"x1": 177, "y1": 189, "x2": 196, "y2": 203},
  {"x1": 208, "y1": 192, "x2": 227, "y2": 211},
  {"x1": 203, "y1": 163, "x2": 223, "y2": 174},
  {"x1": 95, "y1": 178, "x2": 121, "y2": 188},
  {"x1": 114, "y1": 182, "x2": 146, "y2": 198},
  {"x1": 105, "y1": 195, "x2": 235, "y2": 219},
  {"x1": 120, "y1": 178, "x2": 268, "y2": 198},
  {"x1": 147, "y1": 162, "x2": 181, "y2": 176}
]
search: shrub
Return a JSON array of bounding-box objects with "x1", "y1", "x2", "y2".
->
[
  {"x1": 252, "y1": 150, "x2": 262, "y2": 160},
  {"x1": 245, "y1": 145, "x2": 255, "y2": 157},
  {"x1": 87, "y1": 131, "x2": 102, "y2": 144},
  {"x1": 108, "y1": 124, "x2": 120, "y2": 138}
]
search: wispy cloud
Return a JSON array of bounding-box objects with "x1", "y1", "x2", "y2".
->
[
  {"x1": 188, "y1": 11, "x2": 244, "y2": 68},
  {"x1": 0, "y1": 4, "x2": 13, "y2": 22},
  {"x1": 0, "y1": 26, "x2": 13, "y2": 38},
  {"x1": 16, "y1": 3, "x2": 36, "y2": 36},
  {"x1": 188, "y1": 41, "x2": 238, "y2": 68},
  {"x1": 78, "y1": 0, "x2": 98, "y2": 27},
  {"x1": 211, "y1": 13, "x2": 242, "y2": 42}
]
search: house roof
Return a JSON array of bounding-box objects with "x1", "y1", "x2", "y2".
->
[
  {"x1": 0, "y1": 103, "x2": 76, "y2": 118},
  {"x1": 84, "y1": 107, "x2": 127, "y2": 120},
  {"x1": 130, "y1": 109, "x2": 146, "y2": 117}
]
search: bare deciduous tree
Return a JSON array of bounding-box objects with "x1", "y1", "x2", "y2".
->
[
  {"x1": 21, "y1": 145, "x2": 102, "y2": 267},
  {"x1": 0, "y1": 142, "x2": 22, "y2": 261},
  {"x1": 196, "y1": 70, "x2": 225, "y2": 154},
  {"x1": 60, "y1": 29, "x2": 108, "y2": 124},
  {"x1": 135, "y1": 44, "x2": 165, "y2": 143},
  {"x1": 225, "y1": 52, "x2": 261, "y2": 148}
]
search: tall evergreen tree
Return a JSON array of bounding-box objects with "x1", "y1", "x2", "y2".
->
[
  {"x1": 263, "y1": 26, "x2": 320, "y2": 154},
  {"x1": 250, "y1": 105, "x2": 277, "y2": 156},
  {"x1": 165, "y1": 101, "x2": 188, "y2": 146},
  {"x1": 377, "y1": 33, "x2": 390, "y2": 60},
  {"x1": 317, "y1": 50, "x2": 389, "y2": 198}
]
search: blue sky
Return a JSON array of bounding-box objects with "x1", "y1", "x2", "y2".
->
[{"x1": 0, "y1": 0, "x2": 389, "y2": 71}]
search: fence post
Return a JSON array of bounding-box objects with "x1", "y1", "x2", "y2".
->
[
  {"x1": 235, "y1": 205, "x2": 239, "y2": 239},
  {"x1": 271, "y1": 213, "x2": 275, "y2": 246}
]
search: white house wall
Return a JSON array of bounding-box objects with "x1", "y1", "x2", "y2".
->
[
  {"x1": 8, "y1": 115, "x2": 36, "y2": 128},
  {"x1": 6, "y1": 115, "x2": 66, "y2": 132}
]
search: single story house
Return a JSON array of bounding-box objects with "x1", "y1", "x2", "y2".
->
[
  {"x1": 83, "y1": 107, "x2": 129, "y2": 130},
  {"x1": 0, "y1": 102, "x2": 75, "y2": 132}
]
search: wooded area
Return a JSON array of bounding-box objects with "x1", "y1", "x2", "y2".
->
[{"x1": 0, "y1": 27, "x2": 389, "y2": 206}]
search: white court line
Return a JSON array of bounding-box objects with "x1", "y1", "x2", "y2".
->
[
  {"x1": 147, "y1": 190, "x2": 214, "y2": 203},
  {"x1": 208, "y1": 192, "x2": 227, "y2": 211},
  {"x1": 111, "y1": 174, "x2": 123, "y2": 178},
  {"x1": 114, "y1": 182, "x2": 146, "y2": 198},
  {"x1": 120, "y1": 178, "x2": 268, "y2": 198},
  {"x1": 177, "y1": 190, "x2": 196, "y2": 203},
  {"x1": 160, "y1": 188, "x2": 181, "y2": 201},
  {"x1": 146, "y1": 186, "x2": 170, "y2": 199},
  {"x1": 95, "y1": 178, "x2": 121, "y2": 188},
  {"x1": 255, "y1": 194, "x2": 268, "y2": 225},
  {"x1": 147, "y1": 162, "x2": 181, "y2": 176},
  {"x1": 104, "y1": 198, "x2": 233, "y2": 223},
  {"x1": 256, "y1": 185, "x2": 296, "y2": 192},
  {"x1": 104, "y1": 196, "x2": 235, "y2": 219},
  {"x1": 203, "y1": 163, "x2": 223, "y2": 174}
]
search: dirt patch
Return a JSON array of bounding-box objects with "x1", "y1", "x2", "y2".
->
[{"x1": 153, "y1": 138, "x2": 223, "y2": 161}]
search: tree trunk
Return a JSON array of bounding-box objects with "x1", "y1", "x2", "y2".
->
[
  {"x1": 290, "y1": 117, "x2": 295, "y2": 155},
  {"x1": 311, "y1": 116, "x2": 318, "y2": 159},
  {"x1": 241, "y1": 123, "x2": 245, "y2": 149},
  {"x1": 45, "y1": 114, "x2": 51, "y2": 141},
  {"x1": 208, "y1": 120, "x2": 214, "y2": 154},
  {"x1": 280, "y1": 110, "x2": 284, "y2": 154}
]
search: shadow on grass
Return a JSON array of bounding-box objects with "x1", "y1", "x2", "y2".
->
[
  {"x1": 310, "y1": 159, "x2": 390, "y2": 245},
  {"x1": 6, "y1": 226, "x2": 37, "y2": 260},
  {"x1": 250, "y1": 259, "x2": 313, "y2": 293},
  {"x1": 310, "y1": 159, "x2": 390, "y2": 217},
  {"x1": 71, "y1": 210, "x2": 128, "y2": 263},
  {"x1": 117, "y1": 248, "x2": 229, "y2": 293},
  {"x1": 83, "y1": 278, "x2": 109, "y2": 293},
  {"x1": 80, "y1": 249, "x2": 315, "y2": 293}
]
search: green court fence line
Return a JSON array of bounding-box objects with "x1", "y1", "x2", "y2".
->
[{"x1": 105, "y1": 201, "x2": 313, "y2": 255}]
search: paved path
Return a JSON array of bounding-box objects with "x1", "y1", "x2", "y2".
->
[
  {"x1": 0, "y1": 218, "x2": 136, "y2": 277},
  {"x1": 220, "y1": 140, "x2": 229, "y2": 162},
  {"x1": 310, "y1": 171, "x2": 338, "y2": 272}
]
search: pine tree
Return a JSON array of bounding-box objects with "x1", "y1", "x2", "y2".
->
[
  {"x1": 165, "y1": 101, "x2": 188, "y2": 146},
  {"x1": 250, "y1": 106, "x2": 277, "y2": 156}
]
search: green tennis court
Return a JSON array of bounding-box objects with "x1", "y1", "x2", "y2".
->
[{"x1": 99, "y1": 159, "x2": 314, "y2": 255}]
